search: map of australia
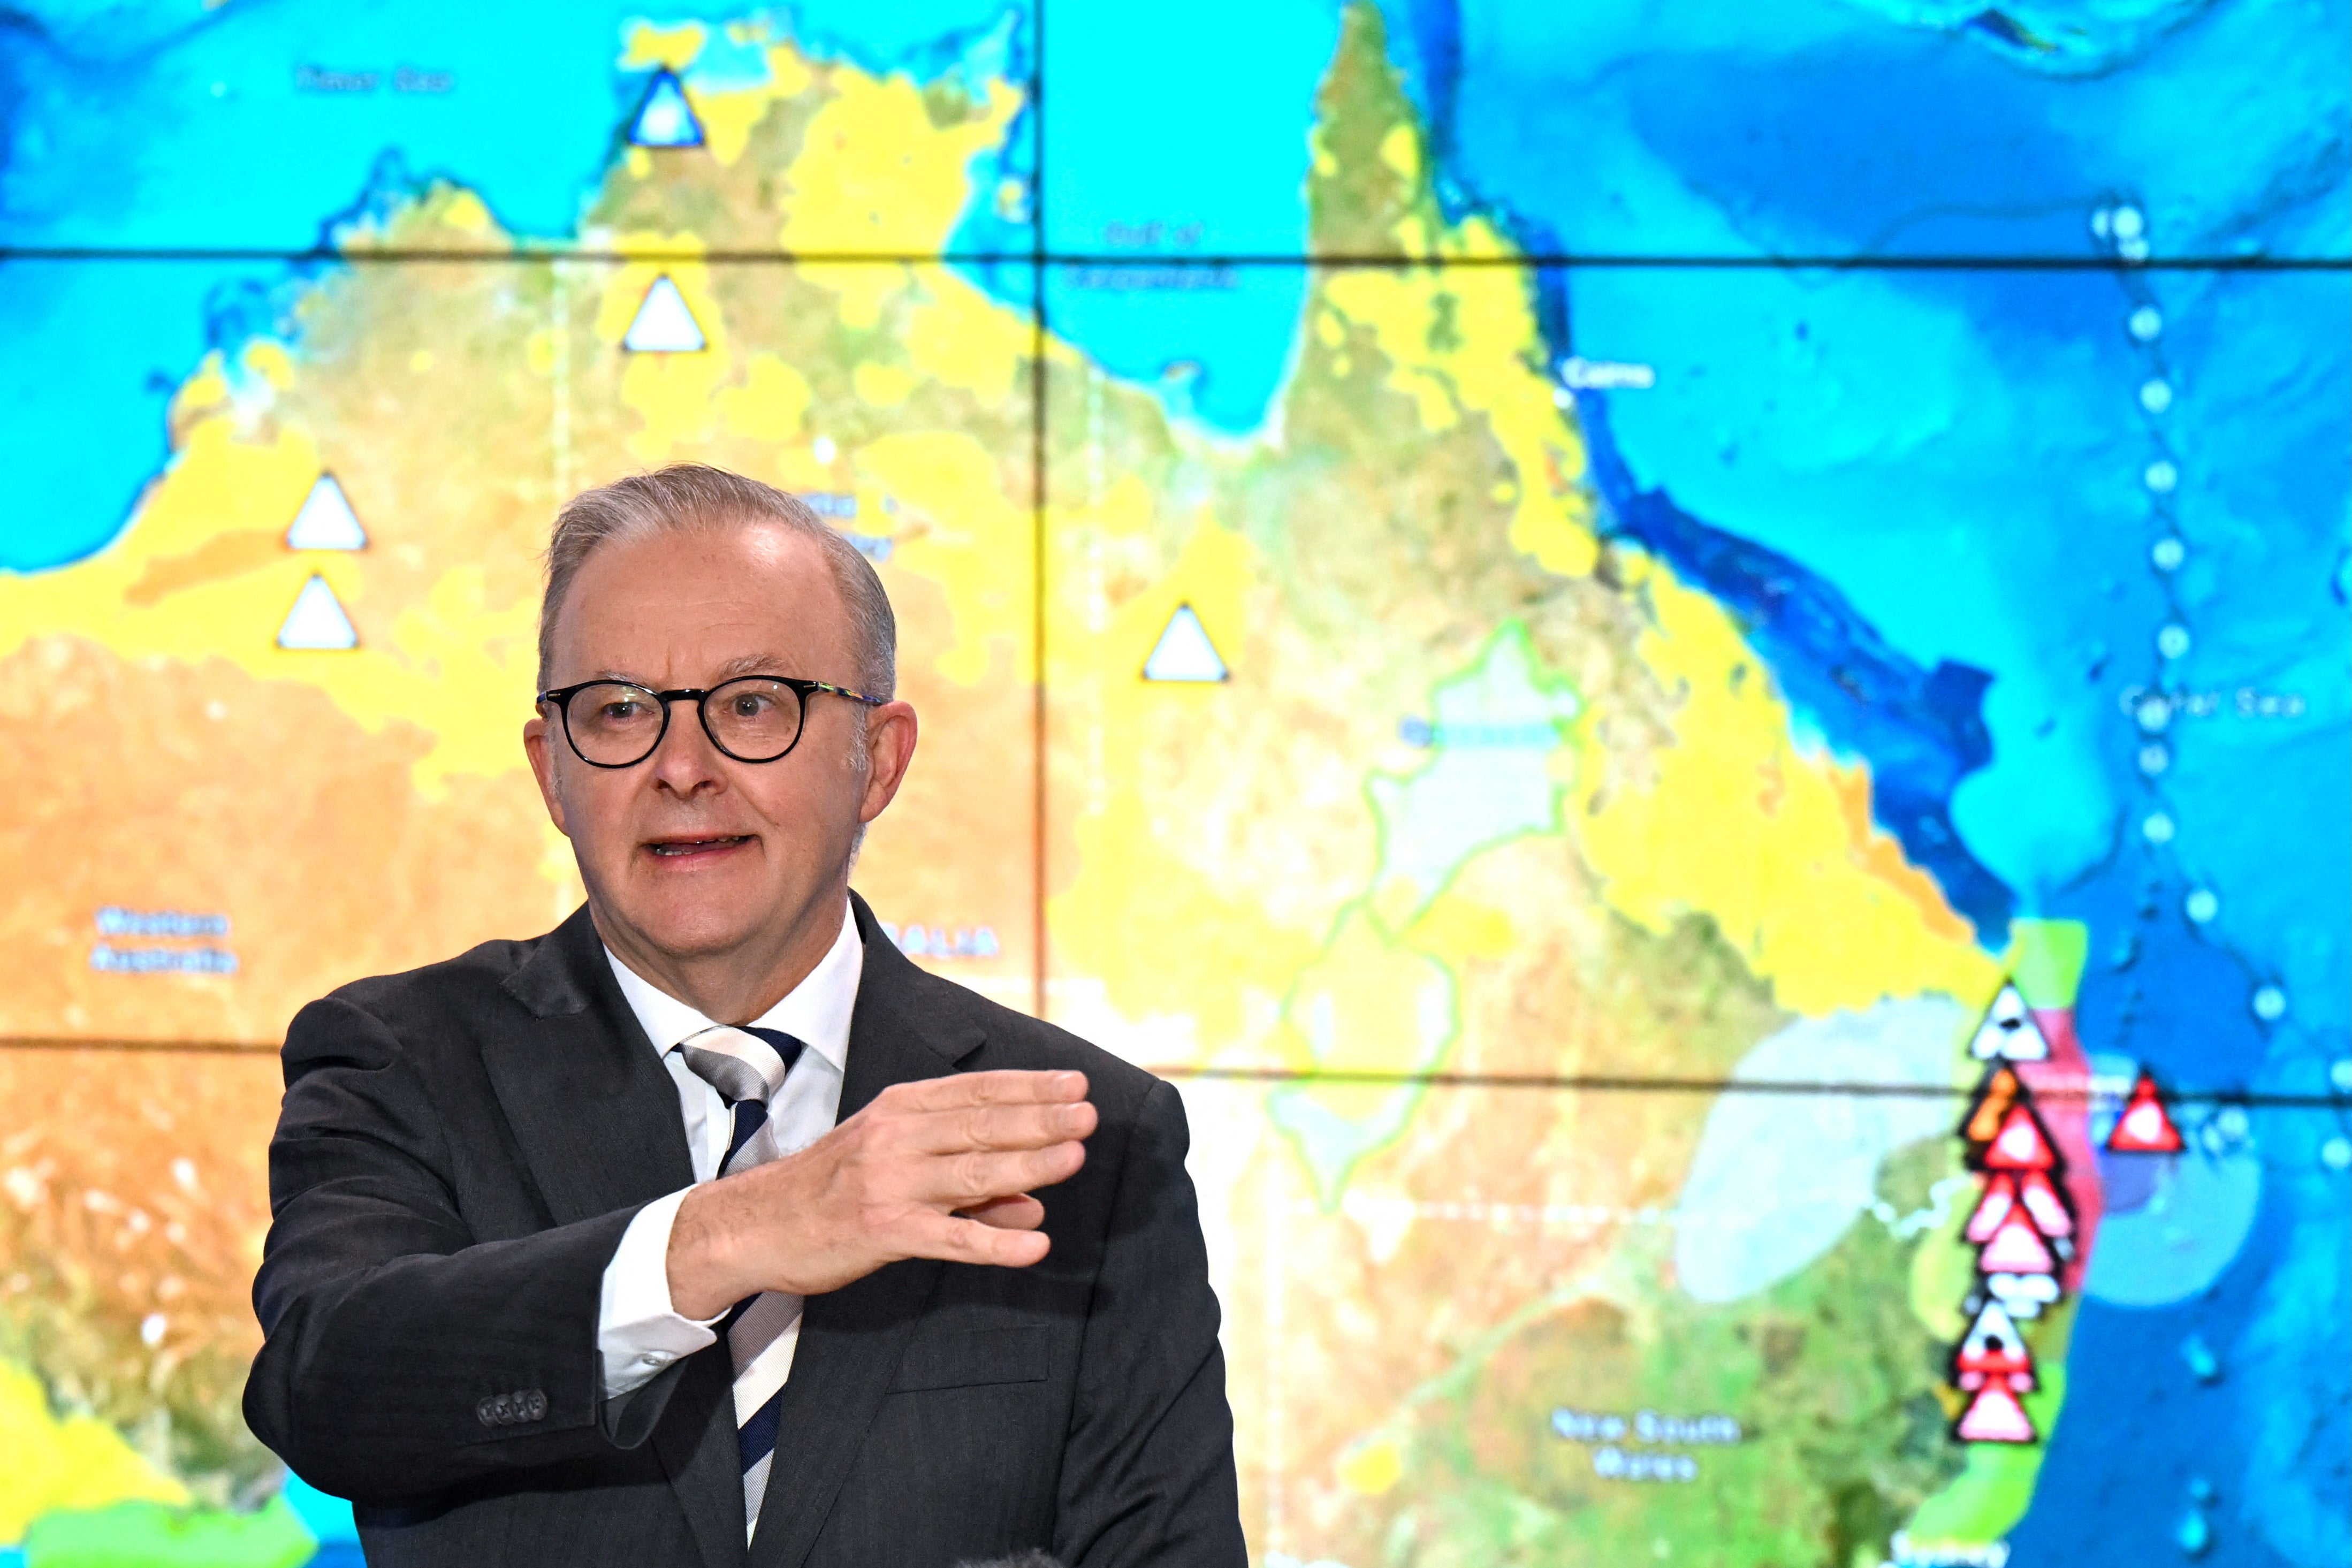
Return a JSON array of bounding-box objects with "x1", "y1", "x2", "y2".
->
[{"x1": 1, "y1": 1, "x2": 2344, "y2": 1565}]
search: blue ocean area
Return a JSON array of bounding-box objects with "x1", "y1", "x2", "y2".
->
[
  {"x1": 1036, "y1": 0, "x2": 1338, "y2": 430},
  {"x1": 1402, "y1": 0, "x2": 2352, "y2": 262}
]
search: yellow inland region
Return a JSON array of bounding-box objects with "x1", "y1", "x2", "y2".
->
[
  {"x1": 1320, "y1": 258, "x2": 1597, "y2": 579},
  {"x1": 436, "y1": 189, "x2": 495, "y2": 235},
  {"x1": 717, "y1": 353, "x2": 816, "y2": 444},
  {"x1": 1046, "y1": 497, "x2": 1318, "y2": 1048},
  {"x1": 1398, "y1": 885, "x2": 1517, "y2": 967},
  {"x1": 0, "y1": 353, "x2": 538, "y2": 799},
  {"x1": 1571, "y1": 557, "x2": 1999, "y2": 1015},
  {"x1": 855, "y1": 432, "x2": 1031, "y2": 687},
  {"x1": 1100, "y1": 505, "x2": 1256, "y2": 683},
  {"x1": 901, "y1": 271, "x2": 1053, "y2": 406},
  {"x1": 1050, "y1": 787, "x2": 1321, "y2": 1055},
  {"x1": 779, "y1": 70, "x2": 1022, "y2": 327},
  {"x1": 594, "y1": 238, "x2": 730, "y2": 460},
  {"x1": 1274, "y1": 908, "x2": 1454, "y2": 1109}
]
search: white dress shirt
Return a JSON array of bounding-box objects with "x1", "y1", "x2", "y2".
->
[{"x1": 594, "y1": 901, "x2": 863, "y2": 1400}]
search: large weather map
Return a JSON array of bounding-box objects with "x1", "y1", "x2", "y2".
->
[{"x1": 1, "y1": 1, "x2": 2347, "y2": 1564}]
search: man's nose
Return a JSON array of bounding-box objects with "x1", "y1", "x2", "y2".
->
[{"x1": 645, "y1": 699, "x2": 728, "y2": 792}]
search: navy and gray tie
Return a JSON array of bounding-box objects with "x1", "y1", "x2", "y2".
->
[{"x1": 675, "y1": 1023, "x2": 808, "y2": 1537}]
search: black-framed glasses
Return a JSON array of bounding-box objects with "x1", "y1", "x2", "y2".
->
[{"x1": 537, "y1": 676, "x2": 885, "y2": 768}]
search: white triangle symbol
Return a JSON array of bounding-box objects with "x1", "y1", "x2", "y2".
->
[
  {"x1": 628, "y1": 72, "x2": 704, "y2": 148},
  {"x1": 276, "y1": 574, "x2": 360, "y2": 650},
  {"x1": 623, "y1": 275, "x2": 707, "y2": 353},
  {"x1": 1960, "y1": 1300, "x2": 2023, "y2": 1360},
  {"x1": 1143, "y1": 603, "x2": 1228, "y2": 682},
  {"x1": 284, "y1": 474, "x2": 368, "y2": 551},
  {"x1": 1969, "y1": 983, "x2": 2050, "y2": 1061}
]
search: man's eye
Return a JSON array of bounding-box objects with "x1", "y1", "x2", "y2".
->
[
  {"x1": 729, "y1": 693, "x2": 776, "y2": 718},
  {"x1": 598, "y1": 699, "x2": 648, "y2": 722}
]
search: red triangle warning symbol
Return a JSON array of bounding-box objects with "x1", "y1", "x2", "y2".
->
[
  {"x1": 1977, "y1": 1210, "x2": 2058, "y2": 1276},
  {"x1": 2106, "y1": 1070, "x2": 2186, "y2": 1154},
  {"x1": 1964, "y1": 1174, "x2": 2018, "y2": 1244},
  {"x1": 2016, "y1": 1169, "x2": 2075, "y2": 1239},
  {"x1": 1960, "y1": 1063, "x2": 2020, "y2": 1146},
  {"x1": 1980, "y1": 1101, "x2": 2061, "y2": 1173},
  {"x1": 1951, "y1": 1300, "x2": 2035, "y2": 1392},
  {"x1": 1954, "y1": 1383, "x2": 2038, "y2": 1444}
]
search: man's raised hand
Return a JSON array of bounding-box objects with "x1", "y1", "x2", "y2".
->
[{"x1": 666, "y1": 1070, "x2": 1094, "y2": 1318}]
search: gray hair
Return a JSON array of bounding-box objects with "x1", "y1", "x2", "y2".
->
[{"x1": 537, "y1": 463, "x2": 896, "y2": 699}]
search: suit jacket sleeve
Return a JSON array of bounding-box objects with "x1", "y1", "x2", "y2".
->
[
  {"x1": 243, "y1": 995, "x2": 671, "y2": 1503},
  {"x1": 1053, "y1": 1078, "x2": 1248, "y2": 1566}
]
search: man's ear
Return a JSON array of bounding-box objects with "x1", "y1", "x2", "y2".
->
[
  {"x1": 523, "y1": 711, "x2": 571, "y2": 836},
  {"x1": 857, "y1": 700, "x2": 918, "y2": 825}
]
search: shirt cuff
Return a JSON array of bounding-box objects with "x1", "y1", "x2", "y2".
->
[{"x1": 597, "y1": 1186, "x2": 725, "y2": 1399}]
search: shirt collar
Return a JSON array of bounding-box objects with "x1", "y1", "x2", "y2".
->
[{"x1": 604, "y1": 900, "x2": 862, "y2": 1076}]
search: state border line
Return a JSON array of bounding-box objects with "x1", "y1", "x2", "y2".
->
[
  {"x1": 2, "y1": 244, "x2": 2347, "y2": 272},
  {"x1": 1, "y1": 1035, "x2": 2342, "y2": 1110}
]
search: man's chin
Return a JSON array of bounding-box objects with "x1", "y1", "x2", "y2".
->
[
  {"x1": 599, "y1": 869, "x2": 777, "y2": 963},
  {"x1": 605, "y1": 907, "x2": 768, "y2": 967}
]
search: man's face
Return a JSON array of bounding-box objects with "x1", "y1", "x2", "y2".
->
[{"x1": 523, "y1": 522, "x2": 913, "y2": 978}]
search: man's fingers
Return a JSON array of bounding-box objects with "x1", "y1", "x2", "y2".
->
[
  {"x1": 913, "y1": 1098, "x2": 1098, "y2": 1156},
  {"x1": 886, "y1": 1070, "x2": 1089, "y2": 1113},
  {"x1": 919, "y1": 1142, "x2": 1086, "y2": 1209},
  {"x1": 956, "y1": 1194, "x2": 1046, "y2": 1232},
  {"x1": 905, "y1": 1211, "x2": 1052, "y2": 1269}
]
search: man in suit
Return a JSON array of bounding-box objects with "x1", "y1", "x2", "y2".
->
[{"x1": 244, "y1": 465, "x2": 1246, "y2": 1567}]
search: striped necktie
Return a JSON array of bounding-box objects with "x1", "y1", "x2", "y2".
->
[{"x1": 675, "y1": 1023, "x2": 808, "y2": 1539}]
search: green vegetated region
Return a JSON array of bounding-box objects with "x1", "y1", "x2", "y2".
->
[
  {"x1": 16, "y1": 1499, "x2": 316, "y2": 1568},
  {"x1": 1413, "y1": 1140, "x2": 1967, "y2": 1567}
]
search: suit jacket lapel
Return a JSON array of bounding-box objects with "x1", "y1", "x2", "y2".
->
[
  {"x1": 488, "y1": 906, "x2": 742, "y2": 1568},
  {"x1": 485, "y1": 904, "x2": 696, "y2": 1223},
  {"x1": 748, "y1": 893, "x2": 985, "y2": 1568}
]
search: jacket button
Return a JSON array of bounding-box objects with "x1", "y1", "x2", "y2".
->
[
  {"x1": 524, "y1": 1390, "x2": 548, "y2": 1421},
  {"x1": 476, "y1": 1397, "x2": 498, "y2": 1427}
]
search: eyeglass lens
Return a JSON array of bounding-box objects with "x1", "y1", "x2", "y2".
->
[{"x1": 561, "y1": 679, "x2": 804, "y2": 766}]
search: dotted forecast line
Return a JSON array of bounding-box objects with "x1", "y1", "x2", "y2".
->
[{"x1": 2094, "y1": 202, "x2": 2328, "y2": 1120}]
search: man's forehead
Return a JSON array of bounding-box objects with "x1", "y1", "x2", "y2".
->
[
  {"x1": 568, "y1": 526, "x2": 840, "y2": 618},
  {"x1": 554, "y1": 523, "x2": 848, "y2": 674}
]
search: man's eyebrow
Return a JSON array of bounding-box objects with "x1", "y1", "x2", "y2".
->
[
  {"x1": 713, "y1": 653, "x2": 793, "y2": 679},
  {"x1": 581, "y1": 657, "x2": 792, "y2": 686}
]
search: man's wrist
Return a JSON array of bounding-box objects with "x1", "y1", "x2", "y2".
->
[
  {"x1": 665, "y1": 1181, "x2": 743, "y2": 1321},
  {"x1": 600, "y1": 1188, "x2": 724, "y2": 1399}
]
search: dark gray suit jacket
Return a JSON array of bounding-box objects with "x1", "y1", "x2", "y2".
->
[{"x1": 244, "y1": 895, "x2": 1244, "y2": 1567}]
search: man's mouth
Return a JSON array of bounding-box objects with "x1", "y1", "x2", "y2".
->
[{"x1": 645, "y1": 835, "x2": 755, "y2": 859}]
